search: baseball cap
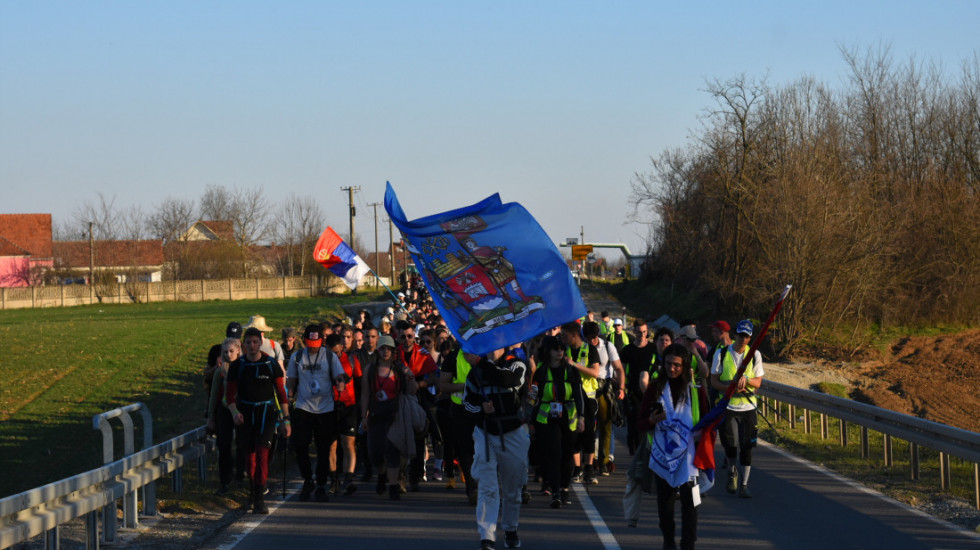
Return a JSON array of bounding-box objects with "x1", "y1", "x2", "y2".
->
[
  {"x1": 711, "y1": 320, "x2": 731, "y2": 332},
  {"x1": 613, "y1": 318, "x2": 624, "y2": 326},
  {"x1": 303, "y1": 324, "x2": 323, "y2": 348},
  {"x1": 736, "y1": 319, "x2": 754, "y2": 336},
  {"x1": 679, "y1": 326, "x2": 698, "y2": 340},
  {"x1": 226, "y1": 322, "x2": 243, "y2": 339},
  {"x1": 378, "y1": 334, "x2": 396, "y2": 349}
]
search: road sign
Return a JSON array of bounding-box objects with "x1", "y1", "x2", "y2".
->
[
  {"x1": 566, "y1": 238, "x2": 579, "y2": 245},
  {"x1": 571, "y1": 245, "x2": 593, "y2": 260}
]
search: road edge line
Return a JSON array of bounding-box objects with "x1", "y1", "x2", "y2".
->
[
  {"x1": 760, "y1": 440, "x2": 980, "y2": 541},
  {"x1": 572, "y1": 483, "x2": 622, "y2": 550}
]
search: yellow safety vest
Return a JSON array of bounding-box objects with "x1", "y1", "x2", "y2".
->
[
  {"x1": 719, "y1": 346, "x2": 757, "y2": 407},
  {"x1": 535, "y1": 367, "x2": 578, "y2": 431},
  {"x1": 450, "y1": 351, "x2": 473, "y2": 405},
  {"x1": 568, "y1": 345, "x2": 597, "y2": 397}
]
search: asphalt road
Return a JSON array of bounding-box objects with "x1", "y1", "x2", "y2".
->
[{"x1": 203, "y1": 430, "x2": 979, "y2": 550}]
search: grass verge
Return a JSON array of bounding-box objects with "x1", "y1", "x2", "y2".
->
[{"x1": 0, "y1": 293, "x2": 382, "y2": 498}]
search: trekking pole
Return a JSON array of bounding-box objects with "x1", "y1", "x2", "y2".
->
[{"x1": 282, "y1": 429, "x2": 288, "y2": 500}]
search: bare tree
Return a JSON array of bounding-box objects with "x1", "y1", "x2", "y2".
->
[
  {"x1": 229, "y1": 186, "x2": 270, "y2": 277},
  {"x1": 150, "y1": 197, "x2": 196, "y2": 243},
  {"x1": 199, "y1": 184, "x2": 235, "y2": 221}
]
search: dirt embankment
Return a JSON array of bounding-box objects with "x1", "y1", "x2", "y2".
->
[{"x1": 737, "y1": 331, "x2": 980, "y2": 433}]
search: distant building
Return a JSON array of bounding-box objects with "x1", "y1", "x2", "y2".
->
[
  {"x1": 52, "y1": 240, "x2": 165, "y2": 283},
  {"x1": 0, "y1": 214, "x2": 53, "y2": 287},
  {"x1": 179, "y1": 220, "x2": 235, "y2": 242}
]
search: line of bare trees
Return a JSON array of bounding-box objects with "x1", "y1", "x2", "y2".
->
[
  {"x1": 55, "y1": 184, "x2": 332, "y2": 280},
  {"x1": 631, "y1": 45, "x2": 980, "y2": 354}
]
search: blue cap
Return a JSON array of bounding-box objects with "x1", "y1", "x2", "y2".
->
[{"x1": 736, "y1": 319, "x2": 754, "y2": 336}]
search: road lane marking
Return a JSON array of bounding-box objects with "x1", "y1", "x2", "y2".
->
[
  {"x1": 572, "y1": 484, "x2": 622, "y2": 550},
  {"x1": 216, "y1": 482, "x2": 298, "y2": 550},
  {"x1": 761, "y1": 440, "x2": 980, "y2": 541}
]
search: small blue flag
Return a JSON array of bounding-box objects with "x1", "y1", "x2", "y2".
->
[{"x1": 385, "y1": 182, "x2": 586, "y2": 355}]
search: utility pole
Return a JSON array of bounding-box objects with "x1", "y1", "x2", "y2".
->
[
  {"x1": 88, "y1": 221, "x2": 94, "y2": 285},
  {"x1": 388, "y1": 217, "x2": 395, "y2": 288},
  {"x1": 340, "y1": 186, "x2": 361, "y2": 251},
  {"x1": 369, "y1": 202, "x2": 381, "y2": 289}
]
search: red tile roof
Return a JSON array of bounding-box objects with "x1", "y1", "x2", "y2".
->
[
  {"x1": 200, "y1": 220, "x2": 234, "y2": 240},
  {"x1": 53, "y1": 240, "x2": 164, "y2": 268},
  {"x1": 0, "y1": 214, "x2": 53, "y2": 258},
  {"x1": 0, "y1": 235, "x2": 31, "y2": 256}
]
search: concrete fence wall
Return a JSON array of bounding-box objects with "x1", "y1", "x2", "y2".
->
[{"x1": 0, "y1": 274, "x2": 391, "y2": 309}]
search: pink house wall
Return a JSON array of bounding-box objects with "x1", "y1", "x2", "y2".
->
[{"x1": 0, "y1": 256, "x2": 30, "y2": 287}]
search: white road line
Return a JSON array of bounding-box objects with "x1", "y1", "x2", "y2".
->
[
  {"x1": 572, "y1": 484, "x2": 622, "y2": 550},
  {"x1": 215, "y1": 483, "x2": 298, "y2": 550},
  {"x1": 760, "y1": 440, "x2": 980, "y2": 541}
]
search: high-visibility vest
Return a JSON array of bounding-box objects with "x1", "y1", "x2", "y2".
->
[
  {"x1": 535, "y1": 367, "x2": 578, "y2": 431},
  {"x1": 450, "y1": 351, "x2": 473, "y2": 406},
  {"x1": 568, "y1": 345, "x2": 597, "y2": 397},
  {"x1": 719, "y1": 346, "x2": 758, "y2": 407},
  {"x1": 611, "y1": 331, "x2": 631, "y2": 350}
]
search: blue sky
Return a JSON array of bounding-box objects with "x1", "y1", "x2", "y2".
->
[{"x1": 2, "y1": 1, "x2": 977, "y2": 260}]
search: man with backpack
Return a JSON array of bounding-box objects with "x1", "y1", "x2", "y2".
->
[
  {"x1": 463, "y1": 347, "x2": 531, "y2": 550},
  {"x1": 286, "y1": 325, "x2": 348, "y2": 502}
]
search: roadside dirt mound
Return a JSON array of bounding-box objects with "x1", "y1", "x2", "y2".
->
[{"x1": 849, "y1": 329, "x2": 980, "y2": 432}]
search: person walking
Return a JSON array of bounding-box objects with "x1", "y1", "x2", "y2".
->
[
  {"x1": 646, "y1": 343, "x2": 706, "y2": 550},
  {"x1": 463, "y1": 347, "x2": 531, "y2": 549},
  {"x1": 286, "y1": 325, "x2": 347, "y2": 502},
  {"x1": 206, "y1": 337, "x2": 243, "y2": 495},
  {"x1": 710, "y1": 319, "x2": 764, "y2": 498},
  {"x1": 226, "y1": 327, "x2": 292, "y2": 514},
  {"x1": 530, "y1": 335, "x2": 584, "y2": 508},
  {"x1": 359, "y1": 334, "x2": 419, "y2": 500}
]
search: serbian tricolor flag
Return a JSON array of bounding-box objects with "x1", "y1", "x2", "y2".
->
[
  {"x1": 692, "y1": 285, "x2": 793, "y2": 490},
  {"x1": 313, "y1": 227, "x2": 371, "y2": 290}
]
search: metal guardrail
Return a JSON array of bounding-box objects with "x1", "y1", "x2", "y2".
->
[
  {"x1": 0, "y1": 404, "x2": 210, "y2": 550},
  {"x1": 758, "y1": 380, "x2": 980, "y2": 509}
]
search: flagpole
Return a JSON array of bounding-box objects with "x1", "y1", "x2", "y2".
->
[
  {"x1": 723, "y1": 284, "x2": 793, "y2": 400},
  {"x1": 367, "y1": 267, "x2": 405, "y2": 309}
]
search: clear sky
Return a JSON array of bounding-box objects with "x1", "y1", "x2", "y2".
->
[{"x1": 2, "y1": 1, "x2": 977, "y2": 260}]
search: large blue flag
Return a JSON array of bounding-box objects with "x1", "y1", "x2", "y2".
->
[{"x1": 385, "y1": 182, "x2": 586, "y2": 355}]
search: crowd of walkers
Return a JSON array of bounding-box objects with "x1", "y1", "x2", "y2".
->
[{"x1": 203, "y1": 276, "x2": 764, "y2": 550}]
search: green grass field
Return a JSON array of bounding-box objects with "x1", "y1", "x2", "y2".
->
[{"x1": 0, "y1": 294, "x2": 380, "y2": 498}]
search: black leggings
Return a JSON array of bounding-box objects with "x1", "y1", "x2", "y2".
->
[
  {"x1": 720, "y1": 409, "x2": 758, "y2": 466},
  {"x1": 291, "y1": 408, "x2": 338, "y2": 484},
  {"x1": 535, "y1": 417, "x2": 576, "y2": 493}
]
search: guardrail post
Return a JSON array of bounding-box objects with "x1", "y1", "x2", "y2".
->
[
  {"x1": 840, "y1": 420, "x2": 847, "y2": 447},
  {"x1": 974, "y1": 463, "x2": 979, "y2": 510},
  {"x1": 172, "y1": 466, "x2": 183, "y2": 494},
  {"x1": 939, "y1": 452, "x2": 950, "y2": 492},
  {"x1": 789, "y1": 404, "x2": 796, "y2": 429},
  {"x1": 909, "y1": 443, "x2": 919, "y2": 480},
  {"x1": 118, "y1": 410, "x2": 138, "y2": 528},
  {"x1": 92, "y1": 402, "x2": 155, "y2": 542},
  {"x1": 884, "y1": 434, "x2": 893, "y2": 467},
  {"x1": 803, "y1": 409, "x2": 811, "y2": 434},
  {"x1": 93, "y1": 415, "x2": 117, "y2": 544},
  {"x1": 820, "y1": 413, "x2": 828, "y2": 439},
  {"x1": 86, "y1": 510, "x2": 100, "y2": 550},
  {"x1": 861, "y1": 426, "x2": 869, "y2": 458},
  {"x1": 44, "y1": 525, "x2": 59, "y2": 550}
]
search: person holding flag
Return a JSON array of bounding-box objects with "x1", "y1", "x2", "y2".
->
[
  {"x1": 645, "y1": 343, "x2": 707, "y2": 550},
  {"x1": 709, "y1": 319, "x2": 765, "y2": 498}
]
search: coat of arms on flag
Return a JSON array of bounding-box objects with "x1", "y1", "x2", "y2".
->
[{"x1": 385, "y1": 182, "x2": 585, "y2": 355}]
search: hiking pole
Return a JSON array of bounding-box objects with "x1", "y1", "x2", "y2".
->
[{"x1": 282, "y1": 429, "x2": 288, "y2": 500}]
